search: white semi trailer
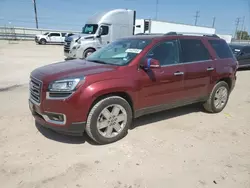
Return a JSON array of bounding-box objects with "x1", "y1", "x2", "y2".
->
[
  {"x1": 134, "y1": 19, "x2": 215, "y2": 35},
  {"x1": 64, "y1": 9, "x2": 216, "y2": 59}
]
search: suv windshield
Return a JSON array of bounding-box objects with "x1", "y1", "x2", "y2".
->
[
  {"x1": 82, "y1": 24, "x2": 98, "y2": 34},
  {"x1": 86, "y1": 38, "x2": 152, "y2": 66},
  {"x1": 44, "y1": 32, "x2": 49, "y2": 35}
]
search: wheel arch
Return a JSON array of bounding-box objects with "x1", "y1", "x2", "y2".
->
[
  {"x1": 89, "y1": 91, "x2": 134, "y2": 116},
  {"x1": 217, "y1": 77, "x2": 232, "y2": 91},
  {"x1": 84, "y1": 47, "x2": 96, "y2": 52},
  {"x1": 39, "y1": 38, "x2": 47, "y2": 42}
]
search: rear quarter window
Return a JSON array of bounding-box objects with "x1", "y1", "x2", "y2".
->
[{"x1": 208, "y1": 40, "x2": 234, "y2": 59}]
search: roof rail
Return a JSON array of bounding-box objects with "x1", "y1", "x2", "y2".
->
[
  {"x1": 164, "y1": 32, "x2": 220, "y2": 38},
  {"x1": 135, "y1": 33, "x2": 164, "y2": 35}
]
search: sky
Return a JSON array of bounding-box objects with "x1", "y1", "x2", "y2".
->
[{"x1": 0, "y1": 0, "x2": 249, "y2": 35}]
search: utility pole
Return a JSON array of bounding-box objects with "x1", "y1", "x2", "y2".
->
[
  {"x1": 234, "y1": 17, "x2": 240, "y2": 39},
  {"x1": 194, "y1": 11, "x2": 200, "y2": 26},
  {"x1": 155, "y1": 0, "x2": 159, "y2": 20},
  {"x1": 32, "y1": 0, "x2": 39, "y2": 29},
  {"x1": 240, "y1": 16, "x2": 245, "y2": 40},
  {"x1": 212, "y1": 17, "x2": 216, "y2": 28}
]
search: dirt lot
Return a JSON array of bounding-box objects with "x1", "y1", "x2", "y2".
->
[{"x1": 0, "y1": 40, "x2": 250, "y2": 188}]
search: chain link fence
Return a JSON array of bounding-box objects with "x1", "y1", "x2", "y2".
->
[{"x1": 0, "y1": 25, "x2": 80, "y2": 41}]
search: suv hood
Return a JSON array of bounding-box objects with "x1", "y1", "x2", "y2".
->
[
  {"x1": 31, "y1": 59, "x2": 118, "y2": 82},
  {"x1": 35, "y1": 34, "x2": 46, "y2": 38}
]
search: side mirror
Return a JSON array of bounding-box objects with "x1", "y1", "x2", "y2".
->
[
  {"x1": 97, "y1": 27, "x2": 103, "y2": 37},
  {"x1": 140, "y1": 58, "x2": 160, "y2": 69}
]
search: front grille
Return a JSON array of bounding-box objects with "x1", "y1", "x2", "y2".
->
[
  {"x1": 29, "y1": 77, "x2": 42, "y2": 104},
  {"x1": 64, "y1": 42, "x2": 71, "y2": 52},
  {"x1": 64, "y1": 37, "x2": 72, "y2": 52}
]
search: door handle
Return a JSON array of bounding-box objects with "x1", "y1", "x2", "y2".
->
[
  {"x1": 207, "y1": 67, "x2": 214, "y2": 71},
  {"x1": 174, "y1": 71, "x2": 184, "y2": 76}
]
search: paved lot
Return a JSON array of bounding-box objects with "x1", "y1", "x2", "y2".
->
[{"x1": 0, "y1": 41, "x2": 250, "y2": 188}]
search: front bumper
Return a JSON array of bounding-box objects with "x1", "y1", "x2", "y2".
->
[{"x1": 29, "y1": 99, "x2": 86, "y2": 135}]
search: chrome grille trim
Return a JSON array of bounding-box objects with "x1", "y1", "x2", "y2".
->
[
  {"x1": 64, "y1": 38, "x2": 72, "y2": 52},
  {"x1": 29, "y1": 76, "x2": 42, "y2": 105}
]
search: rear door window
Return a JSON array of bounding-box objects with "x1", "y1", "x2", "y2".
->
[
  {"x1": 179, "y1": 39, "x2": 211, "y2": 63},
  {"x1": 208, "y1": 40, "x2": 234, "y2": 59}
]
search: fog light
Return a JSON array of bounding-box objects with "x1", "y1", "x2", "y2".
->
[{"x1": 46, "y1": 113, "x2": 64, "y2": 122}]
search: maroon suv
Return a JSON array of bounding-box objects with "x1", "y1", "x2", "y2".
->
[{"x1": 29, "y1": 33, "x2": 237, "y2": 144}]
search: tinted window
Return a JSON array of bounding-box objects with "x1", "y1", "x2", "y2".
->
[
  {"x1": 62, "y1": 33, "x2": 66, "y2": 37},
  {"x1": 209, "y1": 40, "x2": 234, "y2": 59},
  {"x1": 180, "y1": 39, "x2": 211, "y2": 62},
  {"x1": 49, "y1": 33, "x2": 60, "y2": 37},
  {"x1": 242, "y1": 46, "x2": 250, "y2": 54},
  {"x1": 67, "y1": 33, "x2": 74, "y2": 37},
  {"x1": 146, "y1": 40, "x2": 180, "y2": 66},
  {"x1": 101, "y1": 26, "x2": 109, "y2": 35}
]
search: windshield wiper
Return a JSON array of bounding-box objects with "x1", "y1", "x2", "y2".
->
[{"x1": 88, "y1": 59, "x2": 109, "y2": 65}]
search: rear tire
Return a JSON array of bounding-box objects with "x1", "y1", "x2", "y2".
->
[
  {"x1": 203, "y1": 81, "x2": 229, "y2": 113},
  {"x1": 85, "y1": 96, "x2": 132, "y2": 144},
  {"x1": 40, "y1": 39, "x2": 46, "y2": 45},
  {"x1": 83, "y1": 48, "x2": 95, "y2": 58}
]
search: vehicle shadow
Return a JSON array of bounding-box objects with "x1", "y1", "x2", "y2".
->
[
  {"x1": 131, "y1": 104, "x2": 202, "y2": 129},
  {"x1": 35, "y1": 104, "x2": 203, "y2": 144},
  {"x1": 237, "y1": 67, "x2": 250, "y2": 71},
  {"x1": 35, "y1": 122, "x2": 98, "y2": 145},
  {"x1": 36, "y1": 43, "x2": 64, "y2": 46}
]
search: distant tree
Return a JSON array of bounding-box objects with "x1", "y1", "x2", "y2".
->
[{"x1": 236, "y1": 31, "x2": 250, "y2": 40}]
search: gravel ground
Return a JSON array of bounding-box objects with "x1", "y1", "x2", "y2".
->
[{"x1": 0, "y1": 41, "x2": 250, "y2": 188}]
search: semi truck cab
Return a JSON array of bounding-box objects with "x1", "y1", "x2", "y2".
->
[{"x1": 64, "y1": 9, "x2": 136, "y2": 59}]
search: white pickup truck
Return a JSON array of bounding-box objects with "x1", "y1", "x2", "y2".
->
[{"x1": 35, "y1": 32, "x2": 74, "y2": 45}]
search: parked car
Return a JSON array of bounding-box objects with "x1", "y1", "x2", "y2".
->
[
  {"x1": 229, "y1": 44, "x2": 250, "y2": 68},
  {"x1": 29, "y1": 32, "x2": 237, "y2": 144},
  {"x1": 35, "y1": 32, "x2": 67, "y2": 45}
]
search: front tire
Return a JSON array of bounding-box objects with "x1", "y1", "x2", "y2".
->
[
  {"x1": 85, "y1": 96, "x2": 132, "y2": 144},
  {"x1": 203, "y1": 81, "x2": 230, "y2": 113},
  {"x1": 83, "y1": 48, "x2": 95, "y2": 58},
  {"x1": 40, "y1": 39, "x2": 46, "y2": 45}
]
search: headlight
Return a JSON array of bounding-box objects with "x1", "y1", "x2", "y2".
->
[
  {"x1": 48, "y1": 78, "x2": 84, "y2": 92},
  {"x1": 77, "y1": 40, "x2": 81, "y2": 44}
]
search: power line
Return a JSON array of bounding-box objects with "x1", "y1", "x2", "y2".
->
[{"x1": 194, "y1": 11, "x2": 200, "y2": 26}]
